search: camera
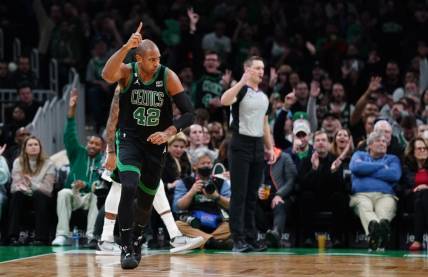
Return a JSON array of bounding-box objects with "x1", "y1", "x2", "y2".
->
[
  {"x1": 202, "y1": 176, "x2": 220, "y2": 194},
  {"x1": 179, "y1": 214, "x2": 201, "y2": 228}
]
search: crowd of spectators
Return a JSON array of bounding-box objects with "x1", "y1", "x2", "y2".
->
[{"x1": 1, "y1": 0, "x2": 428, "y2": 251}]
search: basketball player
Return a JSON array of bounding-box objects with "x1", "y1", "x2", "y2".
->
[{"x1": 101, "y1": 22, "x2": 194, "y2": 269}]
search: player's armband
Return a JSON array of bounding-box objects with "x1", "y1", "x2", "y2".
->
[{"x1": 172, "y1": 92, "x2": 195, "y2": 131}]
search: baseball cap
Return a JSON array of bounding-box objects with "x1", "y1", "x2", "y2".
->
[
  {"x1": 293, "y1": 119, "x2": 311, "y2": 135},
  {"x1": 292, "y1": 111, "x2": 308, "y2": 121}
]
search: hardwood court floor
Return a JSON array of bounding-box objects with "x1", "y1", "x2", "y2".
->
[{"x1": 1, "y1": 247, "x2": 428, "y2": 276}]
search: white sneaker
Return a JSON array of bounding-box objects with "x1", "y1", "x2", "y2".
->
[
  {"x1": 96, "y1": 241, "x2": 121, "y2": 255},
  {"x1": 52, "y1": 235, "x2": 71, "y2": 246},
  {"x1": 170, "y1": 235, "x2": 204, "y2": 254}
]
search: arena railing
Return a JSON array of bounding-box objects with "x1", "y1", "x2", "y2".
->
[
  {"x1": 26, "y1": 69, "x2": 86, "y2": 155},
  {"x1": 12, "y1": 38, "x2": 21, "y2": 62},
  {"x1": 0, "y1": 88, "x2": 56, "y2": 122},
  {"x1": 0, "y1": 28, "x2": 3, "y2": 60},
  {"x1": 49, "y1": 58, "x2": 59, "y2": 96},
  {"x1": 31, "y1": 48, "x2": 40, "y2": 80}
]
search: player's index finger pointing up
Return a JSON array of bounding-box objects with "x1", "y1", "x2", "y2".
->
[{"x1": 136, "y1": 22, "x2": 143, "y2": 33}]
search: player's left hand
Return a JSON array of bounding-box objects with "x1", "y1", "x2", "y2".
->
[
  {"x1": 103, "y1": 152, "x2": 117, "y2": 171},
  {"x1": 147, "y1": 131, "x2": 171, "y2": 145}
]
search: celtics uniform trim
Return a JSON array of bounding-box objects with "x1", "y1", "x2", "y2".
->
[
  {"x1": 135, "y1": 62, "x2": 162, "y2": 86},
  {"x1": 138, "y1": 180, "x2": 158, "y2": 196},
  {"x1": 115, "y1": 130, "x2": 140, "y2": 174},
  {"x1": 121, "y1": 66, "x2": 134, "y2": 93},
  {"x1": 109, "y1": 164, "x2": 159, "y2": 196}
]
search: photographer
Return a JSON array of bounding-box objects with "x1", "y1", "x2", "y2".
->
[{"x1": 173, "y1": 148, "x2": 232, "y2": 249}]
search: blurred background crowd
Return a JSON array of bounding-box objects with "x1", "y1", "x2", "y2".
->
[{"x1": 1, "y1": 0, "x2": 428, "y2": 251}]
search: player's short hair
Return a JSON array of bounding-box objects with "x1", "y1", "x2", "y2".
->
[
  {"x1": 135, "y1": 39, "x2": 159, "y2": 56},
  {"x1": 243, "y1": 56, "x2": 264, "y2": 68}
]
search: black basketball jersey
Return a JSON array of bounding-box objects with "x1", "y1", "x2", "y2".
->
[{"x1": 118, "y1": 62, "x2": 172, "y2": 141}]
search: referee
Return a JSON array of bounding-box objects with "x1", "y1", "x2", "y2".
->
[{"x1": 221, "y1": 56, "x2": 275, "y2": 252}]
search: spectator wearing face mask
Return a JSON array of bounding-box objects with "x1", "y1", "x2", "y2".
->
[{"x1": 173, "y1": 148, "x2": 232, "y2": 250}]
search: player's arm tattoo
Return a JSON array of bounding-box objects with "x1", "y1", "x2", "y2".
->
[{"x1": 106, "y1": 88, "x2": 120, "y2": 153}]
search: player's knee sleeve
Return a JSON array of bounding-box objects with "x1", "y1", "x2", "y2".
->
[
  {"x1": 104, "y1": 181, "x2": 122, "y2": 214},
  {"x1": 153, "y1": 180, "x2": 171, "y2": 215}
]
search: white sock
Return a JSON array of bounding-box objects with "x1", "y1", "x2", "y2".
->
[
  {"x1": 101, "y1": 218, "x2": 116, "y2": 242},
  {"x1": 161, "y1": 212, "x2": 182, "y2": 239},
  {"x1": 153, "y1": 180, "x2": 182, "y2": 239},
  {"x1": 153, "y1": 180, "x2": 170, "y2": 214},
  {"x1": 100, "y1": 181, "x2": 121, "y2": 243}
]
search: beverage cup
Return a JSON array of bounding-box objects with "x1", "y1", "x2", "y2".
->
[{"x1": 316, "y1": 232, "x2": 327, "y2": 250}]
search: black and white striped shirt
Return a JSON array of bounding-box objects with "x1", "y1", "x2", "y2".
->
[{"x1": 230, "y1": 86, "x2": 269, "y2": 137}]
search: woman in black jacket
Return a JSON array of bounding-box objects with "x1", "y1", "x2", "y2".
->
[
  {"x1": 330, "y1": 128, "x2": 354, "y2": 192},
  {"x1": 403, "y1": 137, "x2": 428, "y2": 251},
  {"x1": 162, "y1": 133, "x2": 191, "y2": 204}
]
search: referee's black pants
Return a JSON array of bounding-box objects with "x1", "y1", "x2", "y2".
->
[{"x1": 229, "y1": 133, "x2": 264, "y2": 242}]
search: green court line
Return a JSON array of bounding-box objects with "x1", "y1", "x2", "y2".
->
[
  {"x1": 0, "y1": 247, "x2": 426, "y2": 263},
  {"x1": 0, "y1": 246, "x2": 61, "y2": 263}
]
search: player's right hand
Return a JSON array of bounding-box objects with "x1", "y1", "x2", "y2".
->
[{"x1": 124, "y1": 22, "x2": 143, "y2": 50}]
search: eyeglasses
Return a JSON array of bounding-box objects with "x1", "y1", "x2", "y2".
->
[{"x1": 415, "y1": 147, "x2": 427, "y2": 151}]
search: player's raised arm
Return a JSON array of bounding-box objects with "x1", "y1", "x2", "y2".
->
[{"x1": 102, "y1": 22, "x2": 143, "y2": 85}]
